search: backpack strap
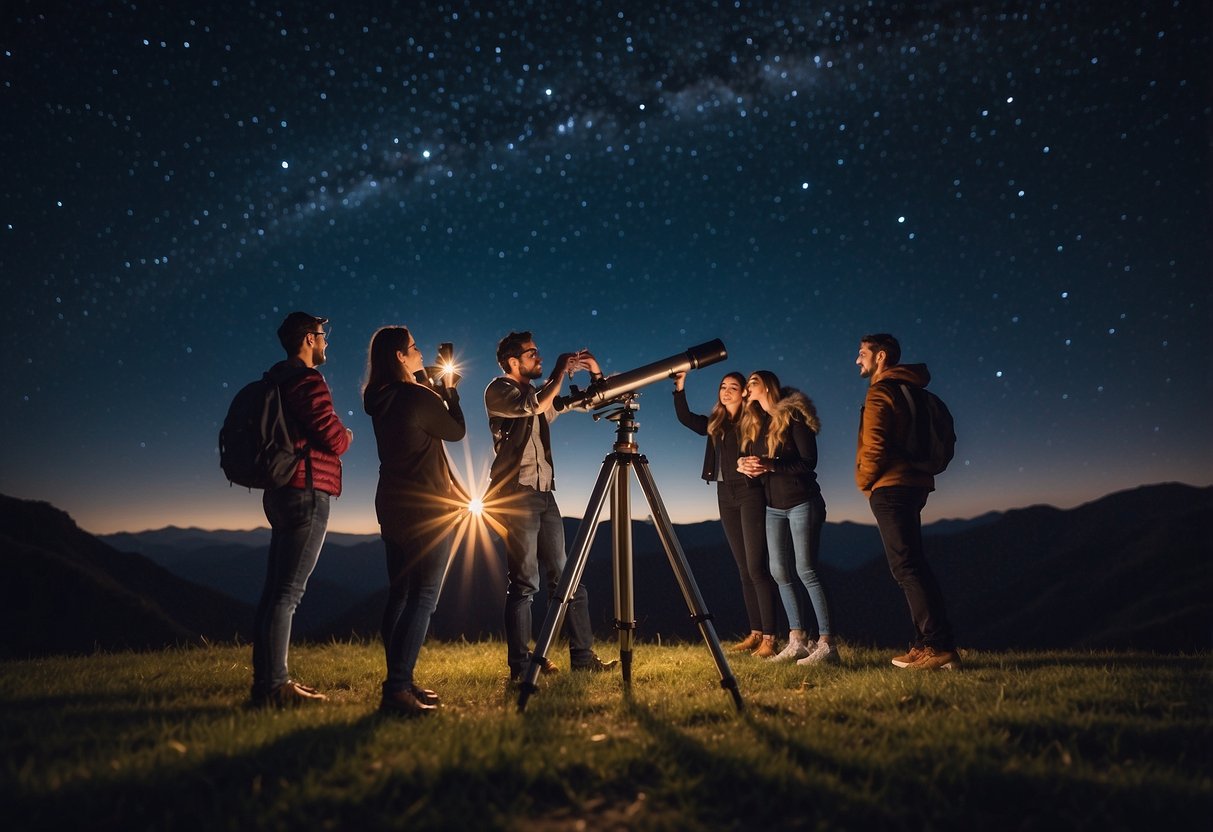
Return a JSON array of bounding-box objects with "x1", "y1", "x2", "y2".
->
[{"x1": 265, "y1": 363, "x2": 314, "y2": 493}]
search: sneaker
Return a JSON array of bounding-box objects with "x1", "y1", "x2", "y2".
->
[
  {"x1": 732, "y1": 632, "x2": 762, "y2": 652},
  {"x1": 572, "y1": 652, "x2": 619, "y2": 673},
  {"x1": 796, "y1": 641, "x2": 841, "y2": 666},
  {"x1": 266, "y1": 680, "x2": 327, "y2": 708},
  {"x1": 907, "y1": 646, "x2": 961, "y2": 671},
  {"x1": 891, "y1": 646, "x2": 924, "y2": 668},
  {"x1": 379, "y1": 688, "x2": 437, "y2": 717},
  {"x1": 768, "y1": 638, "x2": 813, "y2": 663},
  {"x1": 752, "y1": 636, "x2": 777, "y2": 659}
]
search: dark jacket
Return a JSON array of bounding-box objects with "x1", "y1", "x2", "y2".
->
[
  {"x1": 484, "y1": 376, "x2": 553, "y2": 490},
  {"x1": 269, "y1": 359, "x2": 351, "y2": 496},
  {"x1": 364, "y1": 380, "x2": 464, "y2": 536},
  {"x1": 672, "y1": 389, "x2": 754, "y2": 486},
  {"x1": 856, "y1": 363, "x2": 936, "y2": 495},
  {"x1": 752, "y1": 389, "x2": 823, "y2": 510}
]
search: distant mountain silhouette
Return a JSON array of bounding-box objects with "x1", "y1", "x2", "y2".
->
[
  {"x1": 14, "y1": 483, "x2": 1210, "y2": 656},
  {"x1": 317, "y1": 483, "x2": 1213, "y2": 652},
  {"x1": 0, "y1": 495, "x2": 253, "y2": 658}
]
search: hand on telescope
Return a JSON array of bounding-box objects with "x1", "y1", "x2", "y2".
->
[{"x1": 672, "y1": 371, "x2": 686, "y2": 392}]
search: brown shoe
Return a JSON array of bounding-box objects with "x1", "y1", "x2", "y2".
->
[
  {"x1": 510, "y1": 655, "x2": 560, "y2": 683},
  {"x1": 732, "y1": 632, "x2": 762, "y2": 652},
  {"x1": 891, "y1": 646, "x2": 924, "y2": 668},
  {"x1": 267, "y1": 680, "x2": 327, "y2": 708},
  {"x1": 572, "y1": 652, "x2": 619, "y2": 673},
  {"x1": 752, "y1": 636, "x2": 777, "y2": 659},
  {"x1": 410, "y1": 684, "x2": 439, "y2": 706},
  {"x1": 380, "y1": 688, "x2": 437, "y2": 717},
  {"x1": 907, "y1": 646, "x2": 961, "y2": 671}
]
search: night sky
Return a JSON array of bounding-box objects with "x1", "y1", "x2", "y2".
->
[{"x1": 3, "y1": 1, "x2": 1210, "y2": 536}]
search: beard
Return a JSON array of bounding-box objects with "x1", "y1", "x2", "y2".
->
[
  {"x1": 313, "y1": 346, "x2": 327, "y2": 366},
  {"x1": 521, "y1": 364, "x2": 543, "y2": 380}
]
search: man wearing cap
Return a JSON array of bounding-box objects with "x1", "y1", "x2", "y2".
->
[{"x1": 251, "y1": 312, "x2": 353, "y2": 707}]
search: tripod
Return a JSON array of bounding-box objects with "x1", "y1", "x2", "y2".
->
[{"x1": 516, "y1": 396, "x2": 744, "y2": 712}]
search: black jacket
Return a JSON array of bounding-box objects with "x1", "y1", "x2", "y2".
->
[
  {"x1": 363, "y1": 381, "x2": 465, "y2": 532},
  {"x1": 672, "y1": 389, "x2": 756, "y2": 487},
  {"x1": 752, "y1": 390, "x2": 823, "y2": 510}
]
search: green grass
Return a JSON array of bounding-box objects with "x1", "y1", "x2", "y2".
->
[{"x1": 3, "y1": 641, "x2": 1210, "y2": 830}]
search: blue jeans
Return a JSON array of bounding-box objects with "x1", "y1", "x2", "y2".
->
[
  {"x1": 381, "y1": 516, "x2": 449, "y2": 695},
  {"x1": 253, "y1": 487, "x2": 330, "y2": 694},
  {"x1": 869, "y1": 486, "x2": 954, "y2": 650},
  {"x1": 766, "y1": 497, "x2": 831, "y2": 636},
  {"x1": 503, "y1": 488, "x2": 593, "y2": 673}
]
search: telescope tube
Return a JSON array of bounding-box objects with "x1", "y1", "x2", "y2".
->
[{"x1": 555, "y1": 339, "x2": 727, "y2": 411}]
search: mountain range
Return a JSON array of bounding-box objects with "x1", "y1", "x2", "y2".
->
[{"x1": 2, "y1": 483, "x2": 1209, "y2": 658}]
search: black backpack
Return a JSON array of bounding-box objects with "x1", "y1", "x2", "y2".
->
[
  {"x1": 218, "y1": 369, "x2": 307, "y2": 489},
  {"x1": 884, "y1": 382, "x2": 957, "y2": 475}
]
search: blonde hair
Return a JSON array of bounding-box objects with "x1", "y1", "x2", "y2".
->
[{"x1": 740, "y1": 370, "x2": 821, "y2": 456}]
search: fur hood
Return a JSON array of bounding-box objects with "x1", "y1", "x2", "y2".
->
[{"x1": 772, "y1": 387, "x2": 820, "y2": 434}]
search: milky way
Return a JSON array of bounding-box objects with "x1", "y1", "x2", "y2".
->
[{"x1": 3, "y1": 1, "x2": 1210, "y2": 533}]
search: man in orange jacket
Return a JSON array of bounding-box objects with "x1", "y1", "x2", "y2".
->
[{"x1": 856, "y1": 333, "x2": 959, "y2": 671}]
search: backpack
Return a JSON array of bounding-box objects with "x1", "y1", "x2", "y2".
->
[
  {"x1": 218, "y1": 370, "x2": 307, "y2": 489},
  {"x1": 886, "y1": 382, "x2": 956, "y2": 475}
]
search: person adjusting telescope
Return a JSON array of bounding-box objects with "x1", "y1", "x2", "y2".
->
[{"x1": 484, "y1": 331, "x2": 619, "y2": 682}]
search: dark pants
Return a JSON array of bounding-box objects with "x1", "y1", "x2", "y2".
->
[
  {"x1": 717, "y1": 480, "x2": 779, "y2": 634},
  {"x1": 869, "y1": 486, "x2": 955, "y2": 651},
  {"x1": 381, "y1": 515, "x2": 449, "y2": 695},
  {"x1": 253, "y1": 487, "x2": 329, "y2": 695},
  {"x1": 502, "y1": 488, "x2": 593, "y2": 674}
]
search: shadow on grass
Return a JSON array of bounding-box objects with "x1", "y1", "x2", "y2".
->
[
  {"x1": 12, "y1": 711, "x2": 383, "y2": 831},
  {"x1": 621, "y1": 697, "x2": 881, "y2": 829}
]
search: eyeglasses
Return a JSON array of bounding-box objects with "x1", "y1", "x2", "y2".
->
[
  {"x1": 516, "y1": 348, "x2": 539, "y2": 359},
  {"x1": 309, "y1": 330, "x2": 329, "y2": 341}
]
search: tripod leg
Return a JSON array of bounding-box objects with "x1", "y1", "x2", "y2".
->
[
  {"x1": 517, "y1": 457, "x2": 617, "y2": 712},
  {"x1": 632, "y1": 457, "x2": 744, "y2": 711},
  {"x1": 613, "y1": 459, "x2": 635, "y2": 687}
]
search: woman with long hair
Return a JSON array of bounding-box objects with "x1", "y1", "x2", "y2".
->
[
  {"x1": 672, "y1": 371, "x2": 781, "y2": 658},
  {"x1": 738, "y1": 370, "x2": 839, "y2": 665},
  {"x1": 362, "y1": 326, "x2": 466, "y2": 715}
]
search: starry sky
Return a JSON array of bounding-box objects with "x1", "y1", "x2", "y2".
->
[{"x1": 3, "y1": 0, "x2": 1210, "y2": 535}]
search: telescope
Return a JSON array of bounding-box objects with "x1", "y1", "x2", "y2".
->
[{"x1": 555, "y1": 339, "x2": 727, "y2": 412}]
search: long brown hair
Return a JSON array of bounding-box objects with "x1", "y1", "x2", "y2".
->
[
  {"x1": 706, "y1": 372, "x2": 746, "y2": 440},
  {"x1": 740, "y1": 370, "x2": 821, "y2": 455},
  {"x1": 362, "y1": 326, "x2": 413, "y2": 396}
]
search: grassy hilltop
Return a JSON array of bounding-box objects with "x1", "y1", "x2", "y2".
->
[{"x1": 4, "y1": 640, "x2": 1210, "y2": 830}]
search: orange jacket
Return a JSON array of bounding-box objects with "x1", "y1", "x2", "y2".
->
[{"x1": 855, "y1": 363, "x2": 936, "y2": 496}]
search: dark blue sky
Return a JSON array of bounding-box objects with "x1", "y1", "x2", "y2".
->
[{"x1": 3, "y1": 0, "x2": 1210, "y2": 534}]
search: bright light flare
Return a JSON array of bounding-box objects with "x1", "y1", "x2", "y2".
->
[{"x1": 432, "y1": 436, "x2": 539, "y2": 603}]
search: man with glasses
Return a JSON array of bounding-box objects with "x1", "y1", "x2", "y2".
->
[
  {"x1": 485, "y1": 331, "x2": 618, "y2": 681},
  {"x1": 251, "y1": 312, "x2": 353, "y2": 707}
]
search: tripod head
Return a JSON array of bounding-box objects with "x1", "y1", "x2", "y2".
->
[{"x1": 593, "y1": 395, "x2": 641, "y2": 454}]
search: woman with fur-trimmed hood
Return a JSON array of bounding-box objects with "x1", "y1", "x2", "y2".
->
[{"x1": 738, "y1": 371, "x2": 840, "y2": 666}]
